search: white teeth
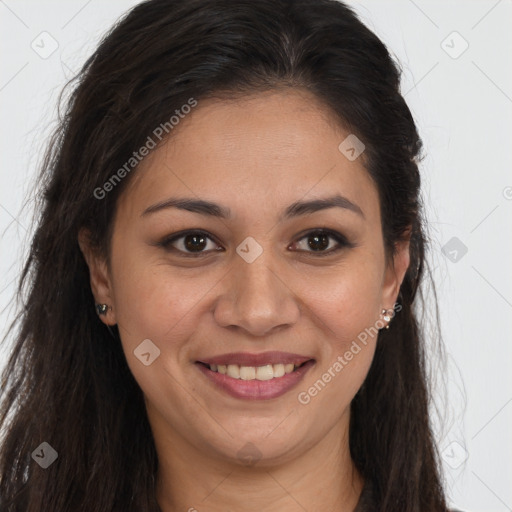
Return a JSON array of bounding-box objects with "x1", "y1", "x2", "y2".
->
[
  {"x1": 207, "y1": 362, "x2": 301, "y2": 380},
  {"x1": 273, "y1": 363, "x2": 285, "y2": 378},
  {"x1": 240, "y1": 366, "x2": 256, "y2": 380},
  {"x1": 227, "y1": 364, "x2": 240, "y2": 379},
  {"x1": 255, "y1": 364, "x2": 273, "y2": 381}
]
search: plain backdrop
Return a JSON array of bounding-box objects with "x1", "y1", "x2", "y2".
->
[{"x1": 1, "y1": 1, "x2": 511, "y2": 511}]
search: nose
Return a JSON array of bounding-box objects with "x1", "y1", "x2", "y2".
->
[{"x1": 213, "y1": 249, "x2": 300, "y2": 337}]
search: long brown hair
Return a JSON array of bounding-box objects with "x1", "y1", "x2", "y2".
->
[{"x1": 0, "y1": 0, "x2": 448, "y2": 510}]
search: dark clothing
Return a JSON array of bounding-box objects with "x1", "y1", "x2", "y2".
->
[{"x1": 353, "y1": 480, "x2": 465, "y2": 511}]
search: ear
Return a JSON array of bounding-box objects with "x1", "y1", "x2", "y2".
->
[
  {"x1": 78, "y1": 228, "x2": 117, "y2": 325},
  {"x1": 381, "y1": 226, "x2": 411, "y2": 311}
]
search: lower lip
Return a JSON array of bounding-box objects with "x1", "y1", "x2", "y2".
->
[{"x1": 195, "y1": 360, "x2": 315, "y2": 400}]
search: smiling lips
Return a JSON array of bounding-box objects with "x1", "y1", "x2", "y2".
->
[
  {"x1": 204, "y1": 362, "x2": 300, "y2": 381},
  {"x1": 196, "y1": 351, "x2": 312, "y2": 380},
  {"x1": 195, "y1": 351, "x2": 315, "y2": 399},
  {"x1": 197, "y1": 350, "x2": 312, "y2": 367}
]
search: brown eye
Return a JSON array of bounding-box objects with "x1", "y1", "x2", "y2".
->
[
  {"x1": 182, "y1": 233, "x2": 208, "y2": 252},
  {"x1": 158, "y1": 230, "x2": 222, "y2": 256},
  {"x1": 291, "y1": 229, "x2": 353, "y2": 256}
]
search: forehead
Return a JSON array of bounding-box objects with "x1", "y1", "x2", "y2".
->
[{"x1": 118, "y1": 89, "x2": 380, "y2": 226}]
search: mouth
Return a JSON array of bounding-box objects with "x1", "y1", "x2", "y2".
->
[
  {"x1": 195, "y1": 360, "x2": 311, "y2": 380},
  {"x1": 194, "y1": 358, "x2": 316, "y2": 400}
]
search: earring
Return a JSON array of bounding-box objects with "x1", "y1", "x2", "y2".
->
[
  {"x1": 96, "y1": 303, "x2": 111, "y2": 316},
  {"x1": 381, "y1": 308, "x2": 395, "y2": 329}
]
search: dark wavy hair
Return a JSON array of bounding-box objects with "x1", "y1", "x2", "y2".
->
[{"x1": 0, "y1": 0, "x2": 448, "y2": 510}]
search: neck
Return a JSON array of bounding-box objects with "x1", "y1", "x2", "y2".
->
[{"x1": 154, "y1": 410, "x2": 364, "y2": 512}]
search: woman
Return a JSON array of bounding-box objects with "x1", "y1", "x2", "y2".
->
[{"x1": 0, "y1": 0, "x2": 454, "y2": 510}]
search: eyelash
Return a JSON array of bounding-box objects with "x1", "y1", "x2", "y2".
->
[{"x1": 157, "y1": 229, "x2": 354, "y2": 258}]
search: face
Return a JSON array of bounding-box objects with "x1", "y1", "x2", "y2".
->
[{"x1": 80, "y1": 89, "x2": 409, "y2": 467}]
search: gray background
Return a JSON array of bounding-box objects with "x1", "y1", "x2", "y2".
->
[{"x1": 1, "y1": 1, "x2": 511, "y2": 510}]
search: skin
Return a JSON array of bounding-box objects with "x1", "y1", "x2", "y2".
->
[{"x1": 79, "y1": 88, "x2": 410, "y2": 512}]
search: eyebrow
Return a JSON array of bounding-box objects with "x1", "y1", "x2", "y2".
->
[{"x1": 141, "y1": 194, "x2": 365, "y2": 220}]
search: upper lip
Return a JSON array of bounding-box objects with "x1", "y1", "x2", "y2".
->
[{"x1": 196, "y1": 351, "x2": 314, "y2": 367}]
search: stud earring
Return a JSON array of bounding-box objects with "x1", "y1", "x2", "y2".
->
[
  {"x1": 95, "y1": 303, "x2": 111, "y2": 316},
  {"x1": 381, "y1": 308, "x2": 395, "y2": 329}
]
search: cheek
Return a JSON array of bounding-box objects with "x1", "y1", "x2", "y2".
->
[
  {"x1": 300, "y1": 259, "x2": 383, "y2": 343},
  {"x1": 108, "y1": 249, "x2": 203, "y2": 350},
  {"x1": 293, "y1": 254, "x2": 383, "y2": 405},
  {"x1": 109, "y1": 256, "x2": 207, "y2": 403},
  {"x1": 296, "y1": 264, "x2": 381, "y2": 413}
]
